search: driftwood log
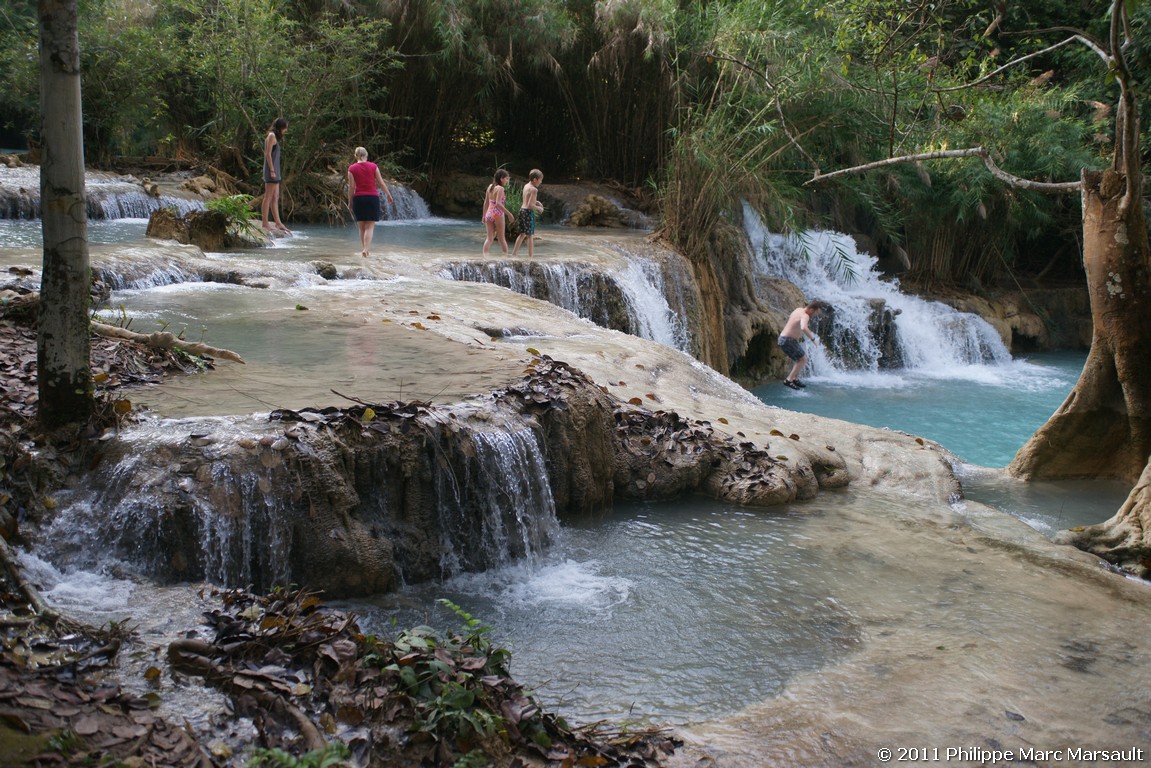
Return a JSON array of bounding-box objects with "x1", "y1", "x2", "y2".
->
[
  {"x1": 91, "y1": 321, "x2": 246, "y2": 363},
  {"x1": 0, "y1": 293, "x2": 244, "y2": 363}
]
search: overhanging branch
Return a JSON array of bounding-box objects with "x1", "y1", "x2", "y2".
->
[{"x1": 805, "y1": 147, "x2": 1081, "y2": 193}]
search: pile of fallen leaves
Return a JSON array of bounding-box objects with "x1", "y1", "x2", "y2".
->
[
  {"x1": 0, "y1": 571, "x2": 213, "y2": 767},
  {"x1": 168, "y1": 587, "x2": 679, "y2": 767}
]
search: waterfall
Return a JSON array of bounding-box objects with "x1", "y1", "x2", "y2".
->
[
  {"x1": 88, "y1": 185, "x2": 205, "y2": 219},
  {"x1": 743, "y1": 202, "x2": 1012, "y2": 378},
  {"x1": 439, "y1": 255, "x2": 690, "y2": 352},
  {"x1": 93, "y1": 248, "x2": 202, "y2": 289},
  {"x1": 439, "y1": 261, "x2": 627, "y2": 333},
  {"x1": 33, "y1": 427, "x2": 294, "y2": 589},
  {"x1": 433, "y1": 426, "x2": 560, "y2": 579},
  {"x1": 383, "y1": 185, "x2": 432, "y2": 220},
  {"x1": 0, "y1": 165, "x2": 433, "y2": 221},
  {"x1": 34, "y1": 415, "x2": 561, "y2": 591},
  {"x1": 0, "y1": 166, "x2": 206, "y2": 220},
  {"x1": 612, "y1": 252, "x2": 690, "y2": 350}
]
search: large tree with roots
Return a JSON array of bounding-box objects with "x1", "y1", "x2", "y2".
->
[{"x1": 804, "y1": 0, "x2": 1151, "y2": 574}]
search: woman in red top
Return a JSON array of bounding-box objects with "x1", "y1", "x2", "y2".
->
[{"x1": 347, "y1": 147, "x2": 394, "y2": 258}]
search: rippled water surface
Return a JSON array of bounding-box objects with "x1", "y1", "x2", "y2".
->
[{"x1": 353, "y1": 498, "x2": 860, "y2": 724}]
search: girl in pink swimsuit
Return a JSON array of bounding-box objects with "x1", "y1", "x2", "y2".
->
[{"x1": 482, "y1": 169, "x2": 514, "y2": 255}]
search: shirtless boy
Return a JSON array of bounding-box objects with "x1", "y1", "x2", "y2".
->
[
  {"x1": 778, "y1": 300, "x2": 831, "y2": 389},
  {"x1": 512, "y1": 169, "x2": 545, "y2": 258}
]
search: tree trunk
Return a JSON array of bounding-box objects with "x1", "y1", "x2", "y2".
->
[
  {"x1": 1009, "y1": 168, "x2": 1151, "y2": 575},
  {"x1": 1009, "y1": 168, "x2": 1151, "y2": 482},
  {"x1": 37, "y1": 0, "x2": 93, "y2": 427}
]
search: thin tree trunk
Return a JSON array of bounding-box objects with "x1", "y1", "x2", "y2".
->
[
  {"x1": 1008, "y1": 168, "x2": 1151, "y2": 483},
  {"x1": 37, "y1": 0, "x2": 92, "y2": 427}
]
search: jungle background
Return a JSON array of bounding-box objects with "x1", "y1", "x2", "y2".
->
[{"x1": 2, "y1": 0, "x2": 1143, "y2": 294}]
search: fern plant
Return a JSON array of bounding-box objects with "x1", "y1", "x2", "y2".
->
[{"x1": 206, "y1": 194, "x2": 260, "y2": 238}]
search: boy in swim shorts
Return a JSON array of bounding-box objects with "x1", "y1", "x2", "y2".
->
[{"x1": 512, "y1": 169, "x2": 545, "y2": 258}]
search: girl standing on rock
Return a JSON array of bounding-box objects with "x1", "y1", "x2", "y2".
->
[
  {"x1": 261, "y1": 117, "x2": 290, "y2": 233},
  {"x1": 481, "y1": 168, "x2": 514, "y2": 255}
]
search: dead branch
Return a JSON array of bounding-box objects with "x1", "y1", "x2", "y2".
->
[
  {"x1": 931, "y1": 35, "x2": 1091, "y2": 93},
  {"x1": 805, "y1": 147, "x2": 1081, "y2": 193},
  {"x1": 91, "y1": 321, "x2": 246, "y2": 364},
  {"x1": 168, "y1": 638, "x2": 326, "y2": 752}
]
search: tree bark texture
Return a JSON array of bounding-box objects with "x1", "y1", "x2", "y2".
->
[
  {"x1": 37, "y1": 0, "x2": 93, "y2": 427},
  {"x1": 1009, "y1": 168, "x2": 1151, "y2": 484}
]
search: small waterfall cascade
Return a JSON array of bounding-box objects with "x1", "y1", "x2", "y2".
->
[
  {"x1": 384, "y1": 185, "x2": 432, "y2": 220},
  {"x1": 33, "y1": 415, "x2": 562, "y2": 592},
  {"x1": 610, "y1": 247, "x2": 691, "y2": 351},
  {"x1": 93, "y1": 247, "x2": 204, "y2": 290},
  {"x1": 439, "y1": 254, "x2": 690, "y2": 352},
  {"x1": 742, "y1": 202, "x2": 1012, "y2": 377},
  {"x1": 89, "y1": 244, "x2": 332, "y2": 291},
  {"x1": 432, "y1": 425, "x2": 561, "y2": 579},
  {"x1": 88, "y1": 185, "x2": 205, "y2": 220},
  {"x1": 32, "y1": 421, "x2": 294, "y2": 590},
  {"x1": 0, "y1": 166, "x2": 432, "y2": 221},
  {"x1": 0, "y1": 166, "x2": 205, "y2": 220}
]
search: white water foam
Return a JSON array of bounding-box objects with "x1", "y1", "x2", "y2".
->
[
  {"x1": 446, "y1": 557, "x2": 633, "y2": 613},
  {"x1": 15, "y1": 550, "x2": 137, "y2": 615}
]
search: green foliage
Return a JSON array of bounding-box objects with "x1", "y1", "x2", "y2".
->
[
  {"x1": 207, "y1": 194, "x2": 258, "y2": 225},
  {"x1": 206, "y1": 193, "x2": 263, "y2": 241},
  {"x1": 0, "y1": 2, "x2": 37, "y2": 144},
  {"x1": 663, "y1": 0, "x2": 823, "y2": 252},
  {"x1": 45, "y1": 729, "x2": 82, "y2": 756},
  {"x1": 451, "y1": 750, "x2": 492, "y2": 768},
  {"x1": 504, "y1": 181, "x2": 524, "y2": 214},
  {"x1": 172, "y1": 0, "x2": 399, "y2": 183},
  {"x1": 248, "y1": 743, "x2": 351, "y2": 768},
  {"x1": 376, "y1": 0, "x2": 578, "y2": 172},
  {"x1": 77, "y1": 0, "x2": 184, "y2": 163},
  {"x1": 369, "y1": 600, "x2": 513, "y2": 745},
  {"x1": 92, "y1": 303, "x2": 133, "y2": 330},
  {"x1": 656, "y1": 0, "x2": 1133, "y2": 286}
]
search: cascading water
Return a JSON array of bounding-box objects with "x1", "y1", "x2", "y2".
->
[
  {"x1": 432, "y1": 425, "x2": 561, "y2": 579},
  {"x1": 440, "y1": 261, "x2": 598, "y2": 318},
  {"x1": 612, "y1": 254, "x2": 691, "y2": 351},
  {"x1": 743, "y1": 202, "x2": 1012, "y2": 380},
  {"x1": 0, "y1": 166, "x2": 205, "y2": 219},
  {"x1": 0, "y1": 166, "x2": 434, "y2": 222},
  {"x1": 439, "y1": 252, "x2": 690, "y2": 352},
  {"x1": 32, "y1": 414, "x2": 562, "y2": 592},
  {"x1": 384, "y1": 185, "x2": 432, "y2": 220},
  {"x1": 33, "y1": 419, "x2": 296, "y2": 589}
]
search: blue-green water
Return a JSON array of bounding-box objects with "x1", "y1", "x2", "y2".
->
[{"x1": 753, "y1": 351, "x2": 1085, "y2": 468}]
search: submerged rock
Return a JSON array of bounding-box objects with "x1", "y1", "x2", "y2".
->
[{"x1": 146, "y1": 207, "x2": 267, "y2": 250}]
